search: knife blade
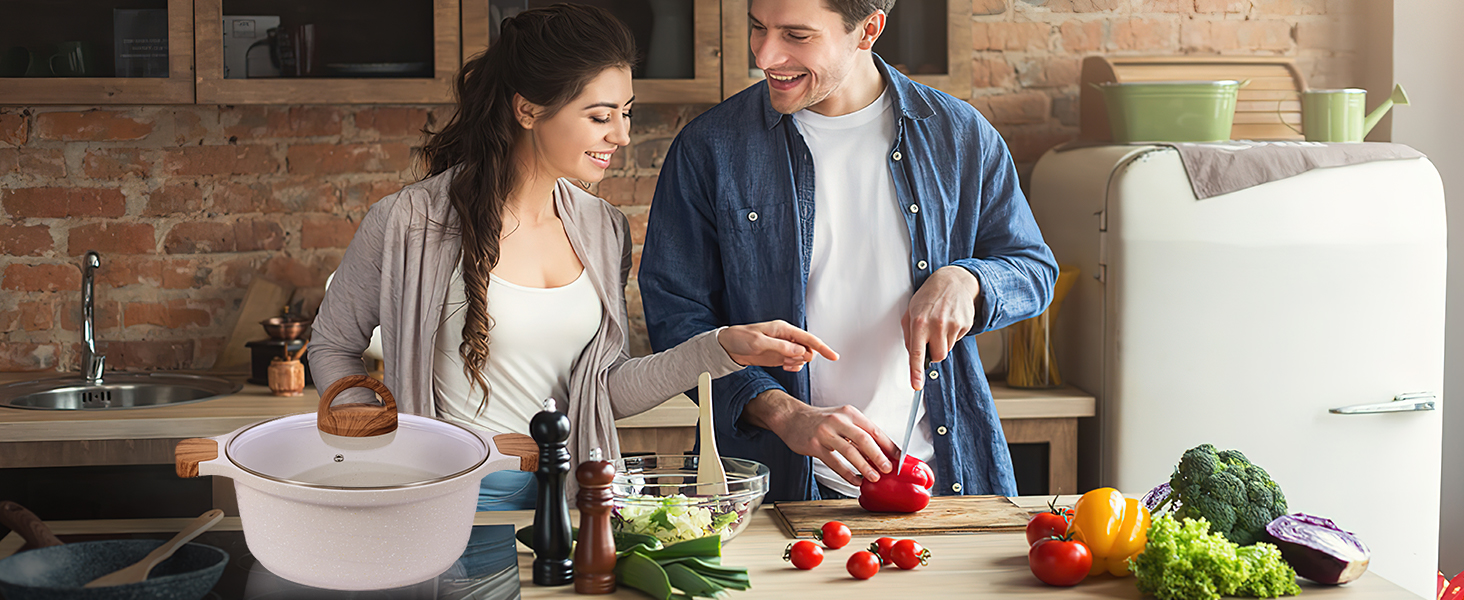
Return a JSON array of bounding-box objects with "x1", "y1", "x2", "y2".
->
[{"x1": 895, "y1": 352, "x2": 933, "y2": 476}]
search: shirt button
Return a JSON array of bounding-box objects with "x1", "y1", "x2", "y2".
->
[
  {"x1": 908, "y1": 204, "x2": 919, "y2": 214},
  {"x1": 917, "y1": 260, "x2": 928, "y2": 270},
  {"x1": 952, "y1": 483, "x2": 962, "y2": 493},
  {"x1": 928, "y1": 370, "x2": 938, "y2": 380},
  {"x1": 936, "y1": 426, "x2": 948, "y2": 435},
  {"x1": 747, "y1": 211, "x2": 758, "y2": 222},
  {"x1": 892, "y1": 151, "x2": 903, "y2": 161}
]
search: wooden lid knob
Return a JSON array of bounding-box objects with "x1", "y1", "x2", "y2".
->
[{"x1": 317, "y1": 375, "x2": 398, "y2": 438}]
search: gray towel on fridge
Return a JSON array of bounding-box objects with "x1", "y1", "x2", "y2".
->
[{"x1": 1056, "y1": 140, "x2": 1424, "y2": 199}]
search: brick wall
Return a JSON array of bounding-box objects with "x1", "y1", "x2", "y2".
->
[
  {"x1": 972, "y1": 0, "x2": 1376, "y2": 170},
  {"x1": 0, "y1": 0, "x2": 1377, "y2": 372}
]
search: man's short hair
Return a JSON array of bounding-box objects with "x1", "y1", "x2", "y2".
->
[{"x1": 823, "y1": 0, "x2": 896, "y2": 32}]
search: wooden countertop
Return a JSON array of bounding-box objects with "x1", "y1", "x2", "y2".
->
[
  {"x1": 0, "y1": 374, "x2": 1094, "y2": 444},
  {"x1": 0, "y1": 496, "x2": 1411, "y2": 599}
]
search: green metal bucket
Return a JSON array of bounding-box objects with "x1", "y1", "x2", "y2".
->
[{"x1": 1098, "y1": 80, "x2": 1244, "y2": 143}]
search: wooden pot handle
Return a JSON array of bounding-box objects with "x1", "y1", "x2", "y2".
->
[
  {"x1": 175, "y1": 438, "x2": 218, "y2": 479},
  {"x1": 317, "y1": 375, "x2": 398, "y2": 438},
  {"x1": 0, "y1": 501, "x2": 63, "y2": 551},
  {"x1": 493, "y1": 433, "x2": 539, "y2": 472}
]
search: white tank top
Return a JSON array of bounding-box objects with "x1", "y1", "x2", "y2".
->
[{"x1": 433, "y1": 266, "x2": 603, "y2": 434}]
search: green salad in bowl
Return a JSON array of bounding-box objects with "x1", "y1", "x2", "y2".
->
[{"x1": 611, "y1": 455, "x2": 770, "y2": 544}]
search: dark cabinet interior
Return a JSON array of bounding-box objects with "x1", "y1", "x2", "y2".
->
[
  {"x1": 0, "y1": 0, "x2": 169, "y2": 78},
  {"x1": 219, "y1": 0, "x2": 436, "y2": 78}
]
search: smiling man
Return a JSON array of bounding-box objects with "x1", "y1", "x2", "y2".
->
[{"x1": 639, "y1": 0, "x2": 1058, "y2": 502}]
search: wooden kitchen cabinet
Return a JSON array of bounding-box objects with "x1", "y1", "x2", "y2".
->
[
  {"x1": 721, "y1": 0, "x2": 973, "y2": 100},
  {"x1": 461, "y1": 0, "x2": 723, "y2": 104},
  {"x1": 194, "y1": 0, "x2": 459, "y2": 104},
  {"x1": 0, "y1": 0, "x2": 195, "y2": 104}
]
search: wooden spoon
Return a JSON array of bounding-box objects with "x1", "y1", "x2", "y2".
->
[
  {"x1": 0, "y1": 501, "x2": 62, "y2": 551},
  {"x1": 694, "y1": 372, "x2": 729, "y2": 495},
  {"x1": 83, "y1": 509, "x2": 224, "y2": 588}
]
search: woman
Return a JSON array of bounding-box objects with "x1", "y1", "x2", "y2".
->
[{"x1": 310, "y1": 4, "x2": 835, "y2": 510}]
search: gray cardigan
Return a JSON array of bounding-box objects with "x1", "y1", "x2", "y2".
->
[{"x1": 310, "y1": 169, "x2": 741, "y2": 468}]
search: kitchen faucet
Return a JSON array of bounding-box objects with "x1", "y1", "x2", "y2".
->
[{"x1": 81, "y1": 250, "x2": 104, "y2": 384}]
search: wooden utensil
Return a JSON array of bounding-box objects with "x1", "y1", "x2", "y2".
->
[
  {"x1": 82, "y1": 508, "x2": 224, "y2": 588},
  {"x1": 0, "y1": 501, "x2": 62, "y2": 551},
  {"x1": 771, "y1": 495, "x2": 1033, "y2": 538},
  {"x1": 694, "y1": 372, "x2": 729, "y2": 495}
]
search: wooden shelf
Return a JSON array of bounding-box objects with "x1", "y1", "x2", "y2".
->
[
  {"x1": 0, "y1": 0, "x2": 195, "y2": 105},
  {"x1": 193, "y1": 0, "x2": 459, "y2": 104}
]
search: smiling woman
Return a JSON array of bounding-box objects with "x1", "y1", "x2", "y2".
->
[{"x1": 308, "y1": 4, "x2": 839, "y2": 512}]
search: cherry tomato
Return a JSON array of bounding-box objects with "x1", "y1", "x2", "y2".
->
[
  {"x1": 817, "y1": 521, "x2": 851, "y2": 549},
  {"x1": 868, "y1": 536, "x2": 896, "y2": 565},
  {"x1": 1029, "y1": 536, "x2": 1092, "y2": 587},
  {"x1": 784, "y1": 540, "x2": 824, "y2": 570},
  {"x1": 846, "y1": 550, "x2": 881, "y2": 580},
  {"x1": 891, "y1": 539, "x2": 930, "y2": 570}
]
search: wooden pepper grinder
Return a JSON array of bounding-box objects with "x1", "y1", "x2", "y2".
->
[
  {"x1": 531, "y1": 398, "x2": 574, "y2": 586},
  {"x1": 574, "y1": 447, "x2": 617, "y2": 594}
]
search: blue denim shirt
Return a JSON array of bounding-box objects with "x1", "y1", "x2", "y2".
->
[{"x1": 639, "y1": 56, "x2": 1058, "y2": 502}]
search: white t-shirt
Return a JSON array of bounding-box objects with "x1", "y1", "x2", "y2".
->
[
  {"x1": 433, "y1": 266, "x2": 603, "y2": 434},
  {"x1": 794, "y1": 89, "x2": 935, "y2": 498}
]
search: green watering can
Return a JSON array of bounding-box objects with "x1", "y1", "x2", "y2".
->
[{"x1": 1285, "y1": 84, "x2": 1410, "y2": 142}]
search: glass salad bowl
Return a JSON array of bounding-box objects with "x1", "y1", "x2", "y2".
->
[{"x1": 610, "y1": 455, "x2": 770, "y2": 545}]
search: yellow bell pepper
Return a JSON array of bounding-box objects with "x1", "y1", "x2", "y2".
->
[{"x1": 1067, "y1": 487, "x2": 1151, "y2": 577}]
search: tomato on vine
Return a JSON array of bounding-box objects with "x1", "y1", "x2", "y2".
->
[{"x1": 1026, "y1": 496, "x2": 1074, "y2": 546}]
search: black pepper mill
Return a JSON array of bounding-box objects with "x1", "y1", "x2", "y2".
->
[{"x1": 531, "y1": 398, "x2": 574, "y2": 586}]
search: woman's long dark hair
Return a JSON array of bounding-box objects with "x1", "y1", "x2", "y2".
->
[{"x1": 419, "y1": 4, "x2": 637, "y2": 403}]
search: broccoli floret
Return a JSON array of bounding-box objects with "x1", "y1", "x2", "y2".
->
[{"x1": 1162, "y1": 444, "x2": 1288, "y2": 546}]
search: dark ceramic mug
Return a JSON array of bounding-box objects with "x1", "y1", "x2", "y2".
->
[{"x1": 48, "y1": 41, "x2": 95, "y2": 77}]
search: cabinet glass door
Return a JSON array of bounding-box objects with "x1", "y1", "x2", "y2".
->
[
  {"x1": 0, "y1": 0, "x2": 194, "y2": 103},
  {"x1": 725, "y1": 0, "x2": 970, "y2": 101},
  {"x1": 195, "y1": 0, "x2": 459, "y2": 104},
  {"x1": 465, "y1": 0, "x2": 720, "y2": 103}
]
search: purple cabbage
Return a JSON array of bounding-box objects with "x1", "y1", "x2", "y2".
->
[
  {"x1": 1264, "y1": 513, "x2": 1370, "y2": 584},
  {"x1": 1142, "y1": 482, "x2": 1180, "y2": 513}
]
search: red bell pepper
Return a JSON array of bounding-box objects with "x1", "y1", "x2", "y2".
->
[{"x1": 859, "y1": 453, "x2": 935, "y2": 513}]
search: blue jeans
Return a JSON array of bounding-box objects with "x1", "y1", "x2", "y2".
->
[{"x1": 477, "y1": 470, "x2": 537, "y2": 511}]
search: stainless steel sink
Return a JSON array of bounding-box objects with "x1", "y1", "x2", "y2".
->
[{"x1": 0, "y1": 373, "x2": 243, "y2": 410}]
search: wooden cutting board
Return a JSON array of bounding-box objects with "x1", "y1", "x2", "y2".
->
[{"x1": 772, "y1": 495, "x2": 1033, "y2": 538}]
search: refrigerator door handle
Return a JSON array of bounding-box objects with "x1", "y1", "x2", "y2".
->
[{"x1": 1329, "y1": 392, "x2": 1437, "y2": 415}]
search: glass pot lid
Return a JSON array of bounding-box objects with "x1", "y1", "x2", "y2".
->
[
  {"x1": 226, "y1": 413, "x2": 489, "y2": 489},
  {"x1": 225, "y1": 375, "x2": 489, "y2": 489}
]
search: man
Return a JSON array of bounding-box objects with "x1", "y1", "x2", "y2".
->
[{"x1": 639, "y1": 0, "x2": 1057, "y2": 501}]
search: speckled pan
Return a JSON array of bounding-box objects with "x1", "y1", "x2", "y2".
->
[{"x1": 0, "y1": 540, "x2": 226, "y2": 600}]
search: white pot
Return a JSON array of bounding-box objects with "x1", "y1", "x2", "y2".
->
[{"x1": 175, "y1": 375, "x2": 536, "y2": 591}]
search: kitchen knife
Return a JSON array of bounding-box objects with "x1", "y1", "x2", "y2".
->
[{"x1": 895, "y1": 352, "x2": 933, "y2": 476}]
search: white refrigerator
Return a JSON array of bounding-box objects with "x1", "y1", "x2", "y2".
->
[{"x1": 1029, "y1": 145, "x2": 1445, "y2": 598}]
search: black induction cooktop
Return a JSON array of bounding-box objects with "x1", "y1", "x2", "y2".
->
[{"x1": 56, "y1": 524, "x2": 520, "y2": 600}]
